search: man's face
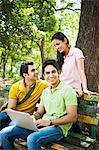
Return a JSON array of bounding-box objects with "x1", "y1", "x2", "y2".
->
[
  {"x1": 44, "y1": 65, "x2": 59, "y2": 86},
  {"x1": 27, "y1": 65, "x2": 38, "y2": 82}
]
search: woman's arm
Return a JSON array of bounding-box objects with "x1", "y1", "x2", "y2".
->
[{"x1": 77, "y1": 58, "x2": 90, "y2": 95}]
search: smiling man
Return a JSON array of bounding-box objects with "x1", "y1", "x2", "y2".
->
[
  {"x1": 0, "y1": 60, "x2": 77, "y2": 150},
  {"x1": 0, "y1": 61, "x2": 48, "y2": 131}
]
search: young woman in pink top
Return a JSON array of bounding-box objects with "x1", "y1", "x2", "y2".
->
[{"x1": 52, "y1": 32, "x2": 90, "y2": 97}]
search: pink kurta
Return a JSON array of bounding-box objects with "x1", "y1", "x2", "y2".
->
[{"x1": 60, "y1": 47, "x2": 84, "y2": 90}]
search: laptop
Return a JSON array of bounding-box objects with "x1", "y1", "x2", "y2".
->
[{"x1": 6, "y1": 109, "x2": 39, "y2": 131}]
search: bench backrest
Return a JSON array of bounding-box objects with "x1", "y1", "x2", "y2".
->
[{"x1": 77, "y1": 94, "x2": 99, "y2": 138}]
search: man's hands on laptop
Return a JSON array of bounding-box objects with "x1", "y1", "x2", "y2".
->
[
  {"x1": 35, "y1": 119, "x2": 52, "y2": 127},
  {"x1": 30, "y1": 115, "x2": 52, "y2": 128}
]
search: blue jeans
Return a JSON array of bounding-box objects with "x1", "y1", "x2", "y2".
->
[
  {"x1": 0, "y1": 112, "x2": 11, "y2": 131},
  {"x1": 0, "y1": 125, "x2": 64, "y2": 150},
  {"x1": 27, "y1": 126, "x2": 64, "y2": 150},
  {"x1": 0, "y1": 125, "x2": 32, "y2": 150}
]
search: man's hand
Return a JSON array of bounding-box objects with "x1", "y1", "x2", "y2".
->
[
  {"x1": 35, "y1": 119, "x2": 51, "y2": 127},
  {"x1": 30, "y1": 115, "x2": 36, "y2": 122},
  {"x1": 83, "y1": 89, "x2": 91, "y2": 96}
]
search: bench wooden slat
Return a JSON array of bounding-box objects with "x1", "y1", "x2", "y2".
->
[
  {"x1": 82, "y1": 94, "x2": 99, "y2": 102},
  {"x1": 49, "y1": 142, "x2": 68, "y2": 150},
  {"x1": 78, "y1": 114, "x2": 99, "y2": 125},
  {"x1": 67, "y1": 132, "x2": 96, "y2": 143}
]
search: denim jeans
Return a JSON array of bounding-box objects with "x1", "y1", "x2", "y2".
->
[
  {"x1": 0, "y1": 125, "x2": 64, "y2": 150},
  {"x1": 27, "y1": 125, "x2": 64, "y2": 150},
  {"x1": 0, "y1": 125, "x2": 32, "y2": 150},
  {"x1": 0, "y1": 112, "x2": 11, "y2": 131}
]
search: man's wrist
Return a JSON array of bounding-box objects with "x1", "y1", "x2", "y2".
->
[{"x1": 48, "y1": 120, "x2": 53, "y2": 126}]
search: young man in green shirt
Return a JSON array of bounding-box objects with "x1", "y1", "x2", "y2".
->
[{"x1": 0, "y1": 59, "x2": 77, "y2": 150}]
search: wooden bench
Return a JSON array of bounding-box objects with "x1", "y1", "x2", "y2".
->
[{"x1": 15, "y1": 94, "x2": 99, "y2": 150}]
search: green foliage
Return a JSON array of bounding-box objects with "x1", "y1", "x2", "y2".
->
[
  {"x1": 8, "y1": 72, "x2": 21, "y2": 83},
  {"x1": 0, "y1": 0, "x2": 80, "y2": 80},
  {"x1": 0, "y1": 0, "x2": 57, "y2": 78},
  {"x1": 32, "y1": 0, "x2": 56, "y2": 31}
]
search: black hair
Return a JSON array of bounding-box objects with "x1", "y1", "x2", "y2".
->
[
  {"x1": 20, "y1": 61, "x2": 34, "y2": 78},
  {"x1": 42, "y1": 59, "x2": 59, "y2": 75},
  {"x1": 51, "y1": 32, "x2": 69, "y2": 44},
  {"x1": 56, "y1": 51, "x2": 64, "y2": 70},
  {"x1": 52, "y1": 32, "x2": 69, "y2": 70}
]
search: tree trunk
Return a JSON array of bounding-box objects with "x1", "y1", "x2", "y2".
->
[
  {"x1": 40, "y1": 36, "x2": 45, "y2": 65},
  {"x1": 1, "y1": 51, "x2": 7, "y2": 79},
  {"x1": 76, "y1": 0, "x2": 99, "y2": 92}
]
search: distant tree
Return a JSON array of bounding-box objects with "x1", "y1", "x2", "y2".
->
[
  {"x1": 0, "y1": 0, "x2": 56, "y2": 78},
  {"x1": 0, "y1": 0, "x2": 80, "y2": 78},
  {"x1": 76, "y1": 0, "x2": 99, "y2": 91}
]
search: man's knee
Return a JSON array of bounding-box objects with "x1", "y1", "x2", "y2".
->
[
  {"x1": 0, "y1": 126, "x2": 15, "y2": 142},
  {"x1": 0, "y1": 130, "x2": 7, "y2": 142},
  {"x1": 0, "y1": 112, "x2": 11, "y2": 130},
  {"x1": 27, "y1": 132, "x2": 38, "y2": 144}
]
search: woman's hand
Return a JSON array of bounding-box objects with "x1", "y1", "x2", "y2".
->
[
  {"x1": 83, "y1": 89, "x2": 99, "y2": 96},
  {"x1": 83, "y1": 89, "x2": 91, "y2": 96},
  {"x1": 76, "y1": 89, "x2": 83, "y2": 98},
  {"x1": 35, "y1": 119, "x2": 51, "y2": 127}
]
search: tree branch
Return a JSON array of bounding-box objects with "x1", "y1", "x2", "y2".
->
[{"x1": 45, "y1": 0, "x2": 80, "y2": 12}]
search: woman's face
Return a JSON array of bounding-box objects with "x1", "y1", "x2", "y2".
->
[{"x1": 52, "y1": 39, "x2": 68, "y2": 53}]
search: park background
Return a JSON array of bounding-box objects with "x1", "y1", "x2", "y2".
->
[{"x1": 0, "y1": 0, "x2": 99, "y2": 92}]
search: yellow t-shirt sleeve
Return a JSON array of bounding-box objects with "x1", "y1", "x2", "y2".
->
[{"x1": 9, "y1": 84, "x2": 18, "y2": 99}]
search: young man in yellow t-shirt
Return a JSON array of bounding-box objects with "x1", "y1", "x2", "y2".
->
[{"x1": 0, "y1": 61, "x2": 48, "y2": 131}]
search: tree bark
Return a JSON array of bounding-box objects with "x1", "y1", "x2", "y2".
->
[
  {"x1": 1, "y1": 50, "x2": 7, "y2": 79},
  {"x1": 40, "y1": 36, "x2": 45, "y2": 65},
  {"x1": 76, "y1": 0, "x2": 99, "y2": 92}
]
